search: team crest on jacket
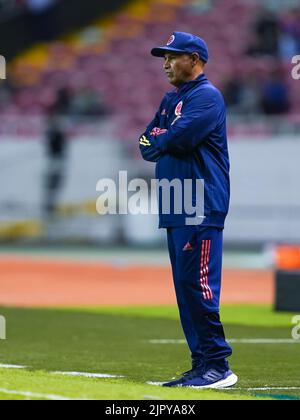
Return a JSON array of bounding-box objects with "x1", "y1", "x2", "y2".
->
[
  {"x1": 171, "y1": 101, "x2": 183, "y2": 125},
  {"x1": 175, "y1": 101, "x2": 183, "y2": 116},
  {"x1": 166, "y1": 35, "x2": 175, "y2": 46}
]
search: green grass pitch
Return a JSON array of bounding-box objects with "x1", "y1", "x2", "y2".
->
[{"x1": 0, "y1": 305, "x2": 299, "y2": 400}]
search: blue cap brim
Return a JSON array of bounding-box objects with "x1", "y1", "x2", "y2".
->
[{"x1": 151, "y1": 47, "x2": 188, "y2": 57}]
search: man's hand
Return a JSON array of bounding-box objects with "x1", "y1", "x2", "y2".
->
[{"x1": 150, "y1": 127, "x2": 168, "y2": 136}]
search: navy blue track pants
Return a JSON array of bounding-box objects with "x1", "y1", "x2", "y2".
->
[{"x1": 167, "y1": 225, "x2": 232, "y2": 370}]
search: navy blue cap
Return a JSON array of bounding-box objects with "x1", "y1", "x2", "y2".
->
[{"x1": 151, "y1": 31, "x2": 209, "y2": 63}]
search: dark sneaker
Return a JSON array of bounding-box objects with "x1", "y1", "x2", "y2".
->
[
  {"x1": 180, "y1": 368, "x2": 238, "y2": 389},
  {"x1": 162, "y1": 363, "x2": 205, "y2": 387}
]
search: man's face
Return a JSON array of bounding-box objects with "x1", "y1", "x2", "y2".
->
[{"x1": 163, "y1": 52, "x2": 195, "y2": 86}]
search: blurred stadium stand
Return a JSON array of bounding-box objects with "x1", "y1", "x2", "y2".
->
[
  {"x1": 0, "y1": 0, "x2": 132, "y2": 58},
  {"x1": 1, "y1": 0, "x2": 300, "y2": 138},
  {"x1": 0, "y1": 0, "x2": 299, "y2": 246}
]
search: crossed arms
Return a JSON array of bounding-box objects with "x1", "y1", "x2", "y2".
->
[{"x1": 139, "y1": 91, "x2": 221, "y2": 162}]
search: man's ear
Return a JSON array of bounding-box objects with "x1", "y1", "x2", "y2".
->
[{"x1": 190, "y1": 53, "x2": 200, "y2": 67}]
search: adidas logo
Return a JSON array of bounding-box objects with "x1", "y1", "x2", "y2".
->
[{"x1": 183, "y1": 242, "x2": 193, "y2": 251}]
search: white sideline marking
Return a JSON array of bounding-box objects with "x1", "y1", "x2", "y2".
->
[
  {"x1": 148, "y1": 339, "x2": 300, "y2": 344},
  {"x1": 149, "y1": 339, "x2": 186, "y2": 344},
  {"x1": 52, "y1": 371, "x2": 124, "y2": 379},
  {"x1": 143, "y1": 395, "x2": 163, "y2": 400},
  {"x1": 223, "y1": 387, "x2": 300, "y2": 391},
  {"x1": 0, "y1": 364, "x2": 27, "y2": 369},
  {"x1": 0, "y1": 388, "x2": 78, "y2": 400},
  {"x1": 0, "y1": 364, "x2": 124, "y2": 379},
  {"x1": 147, "y1": 382, "x2": 166, "y2": 386},
  {"x1": 146, "y1": 383, "x2": 300, "y2": 392},
  {"x1": 229, "y1": 339, "x2": 300, "y2": 344}
]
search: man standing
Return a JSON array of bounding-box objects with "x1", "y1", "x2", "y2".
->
[{"x1": 139, "y1": 32, "x2": 237, "y2": 389}]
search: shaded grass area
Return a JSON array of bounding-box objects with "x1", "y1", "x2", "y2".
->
[
  {"x1": 0, "y1": 305, "x2": 299, "y2": 400},
  {"x1": 59, "y1": 304, "x2": 294, "y2": 327},
  {"x1": 0, "y1": 370, "x2": 255, "y2": 401}
]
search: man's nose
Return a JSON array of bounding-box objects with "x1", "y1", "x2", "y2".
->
[{"x1": 164, "y1": 60, "x2": 170, "y2": 70}]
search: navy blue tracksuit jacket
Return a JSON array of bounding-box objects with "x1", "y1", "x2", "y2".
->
[
  {"x1": 139, "y1": 73, "x2": 233, "y2": 370},
  {"x1": 139, "y1": 73, "x2": 230, "y2": 229}
]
